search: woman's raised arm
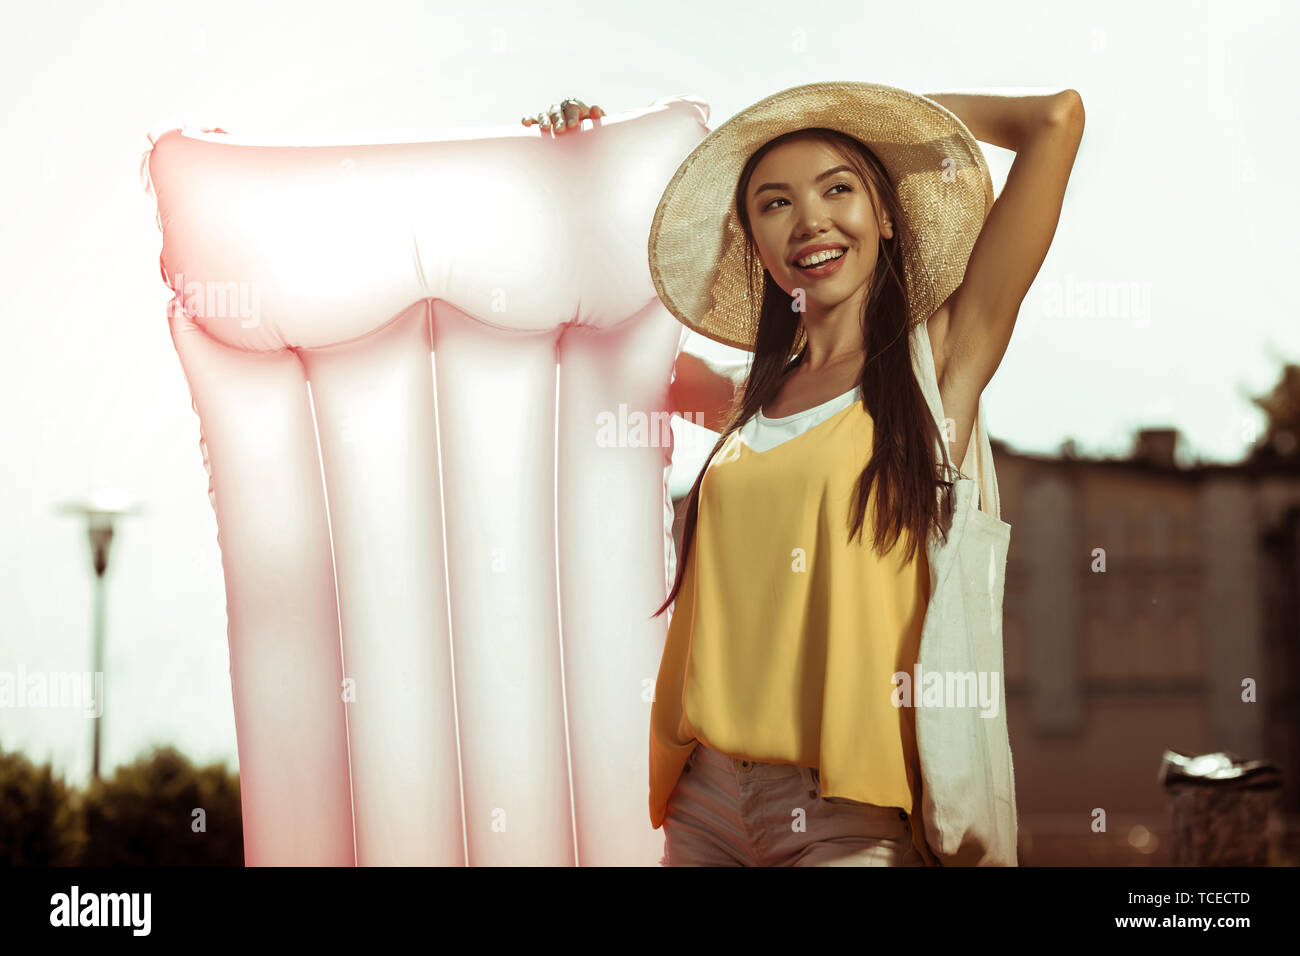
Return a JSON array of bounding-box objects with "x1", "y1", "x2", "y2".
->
[
  {"x1": 922, "y1": 88, "x2": 1085, "y2": 395},
  {"x1": 670, "y1": 348, "x2": 747, "y2": 433}
]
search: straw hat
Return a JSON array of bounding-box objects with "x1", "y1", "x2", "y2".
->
[{"x1": 647, "y1": 80, "x2": 994, "y2": 353}]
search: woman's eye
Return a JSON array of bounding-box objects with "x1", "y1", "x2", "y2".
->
[{"x1": 762, "y1": 183, "x2": 852, "y2": 211}]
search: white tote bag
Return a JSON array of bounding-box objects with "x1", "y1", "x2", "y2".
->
[{"x1": 910, "y1": 319, "x2": 1019, "y2": 866}]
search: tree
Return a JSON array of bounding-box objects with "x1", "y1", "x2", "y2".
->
[{"x1": 1247, "y1": 363, "x2": 1300, "y2": 463}]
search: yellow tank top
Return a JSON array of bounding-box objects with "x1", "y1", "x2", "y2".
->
[{"x1": 649, "y1": 390, "x2": 936, "y2": 864}]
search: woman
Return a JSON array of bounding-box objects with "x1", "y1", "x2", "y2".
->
[{"x1": 526, "y1": 85, "x2": 1084, "y2": 865}]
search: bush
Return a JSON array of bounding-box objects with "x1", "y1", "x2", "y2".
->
[
  {"x1": 78, "y1": 746, "x2": 243, "y2": 866},
  {"x1": 0, "y1": 749, "x2": 81, "y2": 865},
  {"x1": 0, "y1": 742, "x2": 243, "y2": 865}
]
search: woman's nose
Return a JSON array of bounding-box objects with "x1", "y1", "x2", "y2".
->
[{"x1": 793, "y1": 206, "x2": 829, "y2": 236}]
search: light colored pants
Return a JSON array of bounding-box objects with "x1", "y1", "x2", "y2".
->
[{"x1": 661, "y1": 742, "x2": 925, "y2": 867}]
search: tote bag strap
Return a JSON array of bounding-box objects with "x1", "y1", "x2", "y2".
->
[{"x1": 910, "y1": 318, "x2": 1002, "y2": 521}]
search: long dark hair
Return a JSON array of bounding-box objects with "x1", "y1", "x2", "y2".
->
[{"x1": 652, "y1": 127, "x2": 960, "y2": 620}]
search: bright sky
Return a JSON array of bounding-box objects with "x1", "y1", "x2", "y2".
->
[{"x1": 1, "y1": 0, "x2": 1296, "y2": 784}]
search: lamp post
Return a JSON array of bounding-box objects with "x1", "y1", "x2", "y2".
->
[{"x1": 56, "y1": 489, "x2": 142, "y2": 782}]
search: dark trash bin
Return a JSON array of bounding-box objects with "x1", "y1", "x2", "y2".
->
[{"x1": 1158, "y1": 749, "x2": 1282, "y2": 866}]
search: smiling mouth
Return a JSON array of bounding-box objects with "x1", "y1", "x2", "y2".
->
[{"x1": 793, "y1": 247, "x2": 848, "y2": 274}]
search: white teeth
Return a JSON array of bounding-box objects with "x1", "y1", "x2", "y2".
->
[{"x1": 796, "y1": 248, "x2": 845, "y2": 267}]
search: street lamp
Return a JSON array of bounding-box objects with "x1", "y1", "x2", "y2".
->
[{"x1": 55, "y1": 489, "x2": 144, "y2": 782}]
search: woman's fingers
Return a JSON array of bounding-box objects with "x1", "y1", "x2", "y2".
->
[{"x1": 521, "y1": 99, "x2": 604, "y2": 134}]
